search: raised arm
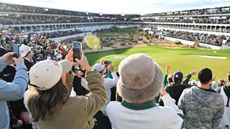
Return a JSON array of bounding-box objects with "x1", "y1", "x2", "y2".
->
[
  {"x1": 73, "y1": 51, "x2": 107, "y2": 118},
  {"x1": 0, "y1": 54, "x2": 28, "y2": 101}
]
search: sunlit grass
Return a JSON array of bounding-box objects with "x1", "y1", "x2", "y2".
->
[{"x1": 86, "y1": 46, "x2": 230, "y2": 80}]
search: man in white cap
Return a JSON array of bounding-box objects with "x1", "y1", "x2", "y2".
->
[
  {"x1": 19, "y1": 44, "x2": 35, "y2": 70},
  {"x1": 92, "y1": 63, "x2": 118, "y2": 129},
  {"x1": 11, "y1": 44, "x2": 35, "y2": 129},
  {"x1": 93, "y1": 63, "x2": 118, "y2": 104}
]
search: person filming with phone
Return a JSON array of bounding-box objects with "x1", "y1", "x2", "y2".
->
[
  {"x1": 24, "y1": 43, "x2": 107, "y2": 129},
  {"x1": 0, "y1": 52, "x2": 29, "y2": 129}
]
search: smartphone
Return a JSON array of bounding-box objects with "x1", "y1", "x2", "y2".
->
[
  {"x1": 72, "y1": 42, "x2": 82, "y2": 61},
  {"x1": 12, "y1": 44, "x2": 20, "y2": 58}
]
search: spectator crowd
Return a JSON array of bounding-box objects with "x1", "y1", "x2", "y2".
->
[
  {"x1": 162, "y1": 30, "x2": 230, "y2": 46},
  {"x1": 0, "y1": 29, "x2": 229, "y2": 129},
  {"x1": 143, "y1": 18, "x2": 230, "y2": 24},
  {"x1": 0, "y1": 3, "x2": 230, "y2": 129}
]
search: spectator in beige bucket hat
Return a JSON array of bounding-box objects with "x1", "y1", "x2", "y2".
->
[{"x1": 106, "y1": 53, "x2": 183, "y2": 129}]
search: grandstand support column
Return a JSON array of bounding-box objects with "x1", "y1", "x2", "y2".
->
[{"x1": 83, "y1": 27, "x2": 86, "y2": 37}]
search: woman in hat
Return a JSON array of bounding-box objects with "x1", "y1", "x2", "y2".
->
[
  {"x1": 24, "y1": 51, "x2": 107, "y2": 129},
  {"x1": 106, "y1": 53, "x2": 183, "y2": 129}
]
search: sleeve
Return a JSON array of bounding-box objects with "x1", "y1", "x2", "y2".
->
[
  {"x1": 81, "y1": 77, "x2": 89, "y2": 90},
  {"x1": 212, "y1": 97, "x2": 225, "y2": 128},
  {"x1": 0, "y1": 59, "x2": 8, "y2": 72},
  {"x1": 178, "y1": 90, "x2": 186, "y2": 115},
  {"x1": 105, "y1": 78, "x2": 117, "y2": 90},
  {"x1": 161, "y1": 94, "x2": 184, "y2": 116},
  {"x1": 163, "y1": 74, "x2": 168, "y2": 87},
  {"x1": 167, "y1": 108, "x2": 184, "y2": 129},
  {"x1": 0, "y1": 64, "x2": 28, "y2": 101},
  {"x1": 183, "y1": 74, "x2": 192, "y2": 85},
  {"x1": 73, "y1": 76, "x2": 89, "y2": 96},
  {"x1": 85, "y1": 71, "x2": 107, "y2": 118},
  {"x1": 9, "y1": 99, "x2": 28, "y2": 118},
  {"x1": 111, "y1": 72, "x2": 118, "y2": 84}
]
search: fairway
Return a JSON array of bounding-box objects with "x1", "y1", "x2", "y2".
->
[{"x1": 86, "y1": 46, "x2": 230, "y2": 80}]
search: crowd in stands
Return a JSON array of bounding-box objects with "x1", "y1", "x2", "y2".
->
[
  {"x1": 0, "y1": 2, "x2": 91, "y2": 16},
  {"x1": 0, "y1": 15, "x2": 89, "y2": 25},
  {"x1": 0, "y1": 28, "x2": 79, "y2": 61},
  {"x1": 144, "y1": 6, "x2": 230, "y2": 17},
  {"x1": 144, "y1": 18, "x2": 230, "y2": 24},
  {"x1": 162, "y1": 30, "x2": 230, "y2": 46},
  {"x1": 157, "y1": 24, "x2": 230, "y2": 33},
  {"x1": 0, "y1": 42, "x2": 230, "y2": 129},
  {"x1": 0, "y1": 3, "x2": 138, "y2": 25},
  {"x1": 0, "y1": 15, "x2": 123, "y2": 25}
]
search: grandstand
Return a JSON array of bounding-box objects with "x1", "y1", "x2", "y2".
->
[
  {"x1": 0, "y1": 2, "x2": 229, "y2": 49},
  {"x1": 0, "y1": 2, "x2": 140, "y2": 42},
  {"x1": 141, "y1": 6, "x2": 230, "y2": 49}
]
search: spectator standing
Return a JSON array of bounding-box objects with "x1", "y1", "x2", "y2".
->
[
  {"x1": 0, "y1": 48, "x2": 23, "y2": 129},
  {"x1": 92, "y1": 63, "x2": 118, "y2": 104},
  {"x1": 103, "y1": 60, "x2": 113, "y2": 79},
  {"x1": 72, "y1": 69, "x2": 89, "y2": 96},
  {"x1": 106, "y1": 53, "x2": 183, "y2": 129},
  {"x1": 24, "y1": 51, "x2": 106, "y2": 129},
  {"x1": 102, "y1": 60, "x2": 118, "y2": 101},
  {"x1": 218, "y1": 72, "x2": 230, "y2": 129},
  {"x1": 19, "y1": 44, "x2": 35, "y2": 70},
  {"x1": 0, "y1": 52, "x2": 28, "y2": 129},
  {"x1": 10, "y1": 44, "x2": 36, "y2": 129},
  {"x1": 163, "y1": 65, "x2": 172, "y2": 87},
  {"x1": 164, "y1": 70, "x2": 195, "y2": 105},
  {"x1": 178, "y1": 68, "x2": 224, "y2": 129}
]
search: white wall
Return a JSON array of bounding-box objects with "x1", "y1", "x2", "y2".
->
[{"x1": 164, "y1": 37, "x2": 230, "y2": 50}]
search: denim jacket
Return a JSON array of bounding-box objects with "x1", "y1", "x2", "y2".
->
[{"x1": 0, "y1": 60, "x2": 28, "y2": 129}]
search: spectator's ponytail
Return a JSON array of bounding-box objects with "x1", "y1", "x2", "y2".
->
[{"x1": 27, "y1": 80, "x2": 69, "y2": 122}]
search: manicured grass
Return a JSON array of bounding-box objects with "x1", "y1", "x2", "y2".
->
[
  {"x1": 86, "y1": 46, "x2": 230, "y2": 80},
  {"x1": 98, "y1": 27, "x2": 138, "y2": 37}
]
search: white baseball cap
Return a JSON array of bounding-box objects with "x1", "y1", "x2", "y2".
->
[
  {"x1": 19, "y1": 44, "x2": 32, "y2": 57},
  {"x1": 29, "y1": 59, "x2": 72, "y2": 90},
  {"x1": 92, "y1": 63, "x2": 105, "y2": 72}
]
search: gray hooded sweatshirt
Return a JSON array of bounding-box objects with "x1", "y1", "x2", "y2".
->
[{"x1": 178, "y1": 86, "x2": 224, "y2": 129}]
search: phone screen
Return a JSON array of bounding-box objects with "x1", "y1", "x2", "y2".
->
[
  {"x1": 72, "y1": 42, "x2": 82, "y2": 61},
  {"x1": 12, "y1": 44, "x2": 20, "y2": 57}
]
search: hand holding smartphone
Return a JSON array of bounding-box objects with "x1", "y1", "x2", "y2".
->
[
  {"x1": 12, "y1": 44, "x2": 20, "y2": 58},
  {"x1": 72, "y1": 42, "x2": 82, "y2": 62}
]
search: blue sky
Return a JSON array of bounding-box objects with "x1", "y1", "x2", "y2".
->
[{"x1": 1, "y1": 0, "x2": 230, "y2": 14}]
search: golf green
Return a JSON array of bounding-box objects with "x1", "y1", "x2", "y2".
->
[{"x1": 86, "y1": 46, "x2": 230, "y2": 80}]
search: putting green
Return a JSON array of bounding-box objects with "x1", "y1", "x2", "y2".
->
[{"x1": 86, "y1": 46, "x2": 230, "y2": 80}]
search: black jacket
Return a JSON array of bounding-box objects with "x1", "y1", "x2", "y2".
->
[{"x1": 159, "y1": 74, "x2": 192, "y2": 106}]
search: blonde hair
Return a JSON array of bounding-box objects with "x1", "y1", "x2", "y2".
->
[{"x1": 27, "y1": 80, "x2": 69, "y2": 122}]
